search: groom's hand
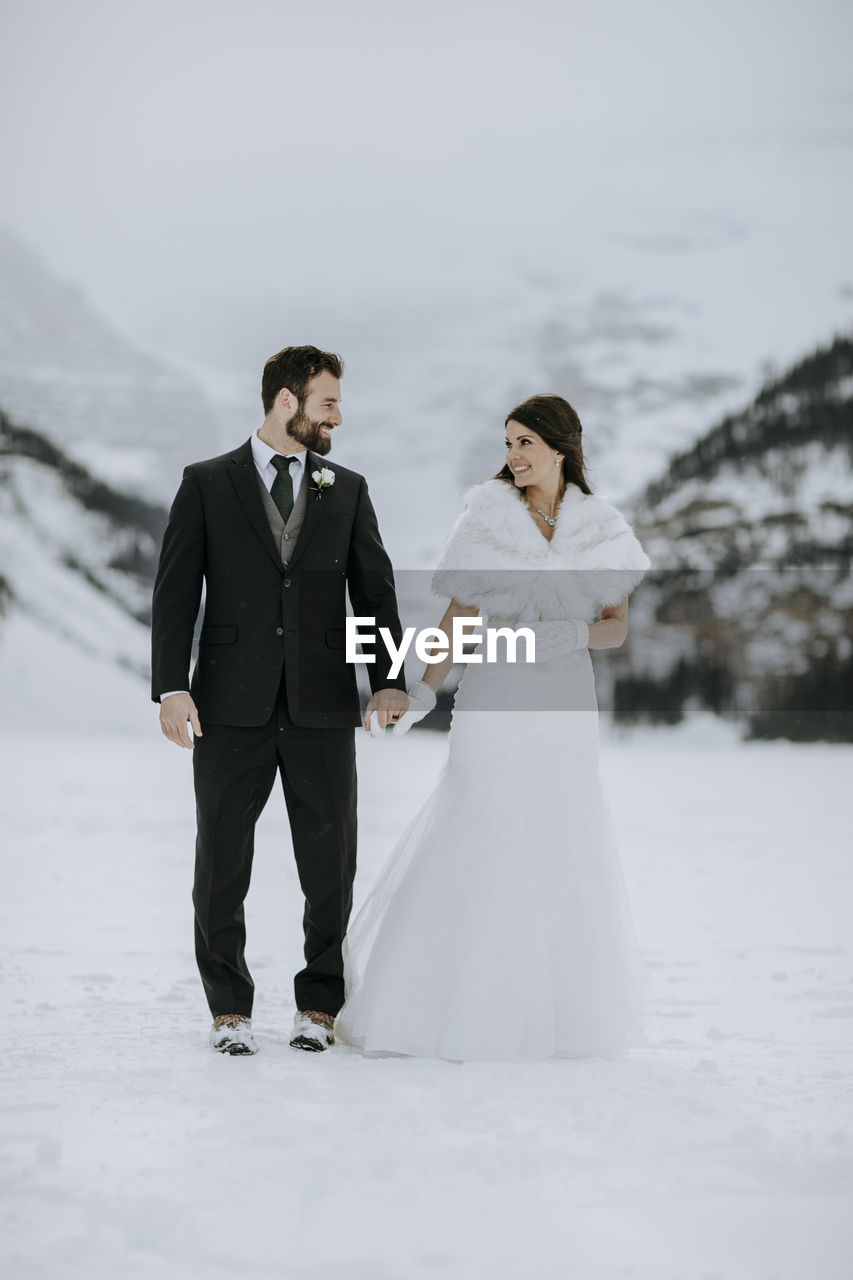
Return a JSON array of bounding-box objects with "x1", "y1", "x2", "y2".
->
[
  {"x1": 363, "y1": 688, "x2": 409, "y2": 732},
  {"x1": 159, "y1": 692, "x2": 203, "y2": 749}
]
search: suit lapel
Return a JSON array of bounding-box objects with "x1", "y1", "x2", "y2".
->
[
  {"x1": 227, "y1": 440, "x2": 285, "y2": 574},
  {"x1": 286, "y1": 451, "x2": 327, "y2": 570}
]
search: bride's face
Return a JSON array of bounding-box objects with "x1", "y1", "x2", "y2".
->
[{"x1": 505, "y1": 420, "x2": 557, "y2": 490}]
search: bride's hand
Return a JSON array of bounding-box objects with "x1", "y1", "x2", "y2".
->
[{"x1": 392, "y1": 681, "x2": 437, "y2": 736}]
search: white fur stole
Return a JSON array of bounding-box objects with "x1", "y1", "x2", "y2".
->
[{"x1": 430, "y1": 479, "x2": 651, "y2": 624}]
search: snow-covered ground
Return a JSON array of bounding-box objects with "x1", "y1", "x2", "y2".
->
[{"x1": 2, "y1": 724, "x2": 851, "y2": 1279}]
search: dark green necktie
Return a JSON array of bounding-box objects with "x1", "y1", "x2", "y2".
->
[{"x1": 270, "y1": 454, "x2": 295, "y2": 523}]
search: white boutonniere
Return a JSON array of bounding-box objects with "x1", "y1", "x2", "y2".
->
[{"x1": 311, "y1": 467, "x2": 335, "y2": 501}]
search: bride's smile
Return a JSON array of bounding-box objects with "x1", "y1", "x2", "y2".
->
[{"x1": 505, "y1": 419, "x2": 564, "y2": 517}]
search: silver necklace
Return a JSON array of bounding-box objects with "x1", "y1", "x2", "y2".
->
[{"x1": 525, "y1": 500, "x2": 558, "y2": 527}]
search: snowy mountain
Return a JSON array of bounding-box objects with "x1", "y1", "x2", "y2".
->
[
  {"x1": 1, "y1": 218, "x2": 850, "y2": 739},
  {"x1": 166, "y1": 280, "x2": 757, "y2": 573},
  {"x1": 0, "y1": 229, "x2": 228, "y2": 501},
  {"x1": 0, "y1": 409, "x2": 167, "y2": 728},
  {"x1": 609, "y1": 334, "x2": 853, "y2": 740}
]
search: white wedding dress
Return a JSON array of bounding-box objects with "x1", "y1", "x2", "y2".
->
[
  {"x1": 337, "y1": 478, "x2": 649, "y2": 1062},
  {"x1": 336, "y1": 639, "x2": 647, "y2": 1063}
]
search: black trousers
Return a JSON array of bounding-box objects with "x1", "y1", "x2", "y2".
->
[{"x1": 191, "y1": 677, "x2": 357, "y2": 1019}]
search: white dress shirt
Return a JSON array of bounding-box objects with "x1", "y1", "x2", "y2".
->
[
  {"x1": 160, "y1": 432, "x2": 307, "y2": 700},
  {"x1": 250, "y1": 430, "x2": 307, "y2": 498}
]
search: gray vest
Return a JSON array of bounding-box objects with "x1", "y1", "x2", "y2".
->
[{"x1": 257, "y1": 464, "x2": 310, "y2": 568}]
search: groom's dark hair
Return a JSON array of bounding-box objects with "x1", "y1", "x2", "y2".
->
[{"x1": 262, "y1": 346, "x2": 344, "y2": 414}]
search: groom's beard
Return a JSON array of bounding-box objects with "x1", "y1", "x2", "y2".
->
[{"x1": 287, "y1": 405, "x2": 333, "y2": 456}]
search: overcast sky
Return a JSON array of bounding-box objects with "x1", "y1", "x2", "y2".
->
[{"x1": 1, "y1": 0, "x2": 852, "y2": 375}]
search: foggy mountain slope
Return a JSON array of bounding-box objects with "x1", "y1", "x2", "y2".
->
[
  {"x1": 636, "y1": 336, "x2": 853, "y2": 566},
  {"x1": 1, "y1": 228, "x2": 850, "y2": 740},
  {"x1": 185, "y1": 280, "x2": 754, "y2": 571},
  {"x1": 610, "y1": 333, "x2": 853, "y2": 739},
  {"x1": 146, "y1": 201, "x2": 853, "y2": 574},
  {"x1": 0, "y1": 409, "x2": 167, "y2": 727},
  {"x1": 0, "y1": 229, "x2": 227, "y2": 500},
  {"x1": 3, "y1": 221, "x2": 850, "y2": 573}
]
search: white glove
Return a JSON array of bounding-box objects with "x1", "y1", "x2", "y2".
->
[
  {"x1": 525, "y1": 619, "x2": 590, "y2": 664},
  {"x1": 392, "y1": 680, "x2": 437, "y2": 736}
]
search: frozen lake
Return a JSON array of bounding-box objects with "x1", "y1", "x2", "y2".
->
[{"x1": 2, "y1": 724, "x2": 851, "y2": 1279}]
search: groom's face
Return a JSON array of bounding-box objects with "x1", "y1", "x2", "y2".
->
[{"x1": 287, "y1": 371, "x2": 342, "y2": 457}]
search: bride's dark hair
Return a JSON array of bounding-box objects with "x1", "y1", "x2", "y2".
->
[{"x1": 494, "y1": 394, "x2": 592, "y2": 494}]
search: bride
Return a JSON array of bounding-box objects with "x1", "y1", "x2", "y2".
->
[{"x1": 336, "y1": 394, "x2": 651, "y2": 1061}]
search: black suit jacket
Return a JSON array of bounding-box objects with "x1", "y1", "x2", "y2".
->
[{"x1": 150, "y1": 440, "x2": 406, "y2": 728}]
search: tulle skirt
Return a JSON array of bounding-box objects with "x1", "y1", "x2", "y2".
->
[{"x1": 336, "y1": 651, "x2": 647, "y2": 1061}]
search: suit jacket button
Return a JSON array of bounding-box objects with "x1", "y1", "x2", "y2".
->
[
  {"x1": 276, "y1": 627, "x2": 284, "y2": 636},
  {"x1": 283, "y1": 578, "x2": 292, "y2": 587}
]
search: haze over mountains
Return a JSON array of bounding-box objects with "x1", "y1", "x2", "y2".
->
[
  {"x1": 0, "y1": 231, "x2": 226, "y2": 500},
  {"x1": 0, "y1": 234, "x2": 850, "y2": 736}
]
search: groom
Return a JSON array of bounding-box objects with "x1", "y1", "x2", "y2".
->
[{"x1": 151, "y1": 345, "x2": 409, "y2": 1055}]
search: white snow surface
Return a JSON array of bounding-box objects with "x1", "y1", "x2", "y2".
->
[{"x1": 2, "y1": 725, "x2": 851, "y2": 1279}]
